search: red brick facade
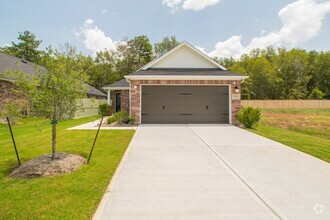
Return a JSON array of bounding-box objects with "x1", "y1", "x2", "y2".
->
[
  {"x1": 109, "y1": 90, "x2": 130, "y2": 115},
  {"x1": 0, "y1": 80, "x2": 22, "y2": 104},
  {"x1": 129, "y1": 80, "x2": 241, "y2": 124},
  {"x1": 0, "y1": 80, "x2": 29, "y2": 114}
]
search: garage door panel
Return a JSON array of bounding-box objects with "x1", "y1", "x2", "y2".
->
[{"x1": 141, "y1": 85, "x2": 229, "y2": 124}]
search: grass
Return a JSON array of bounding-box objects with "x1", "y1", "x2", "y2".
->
[
  {"x1": 249, "y1": 109, "x2": 330, "y2": 163},
  {"x1": 260, "y1": 108, "x2": 330, "y2": 138},
  {"x1": 0, "y1": 116, "x2": 135, "y2": 219}
]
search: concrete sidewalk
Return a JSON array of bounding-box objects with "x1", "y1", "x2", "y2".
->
[
  {"x1": 94, "y1": 125, "x2": 330, "y2": 220},
  {"x1": 67, "y1": 118, "x2": 137, "y2": 130}
]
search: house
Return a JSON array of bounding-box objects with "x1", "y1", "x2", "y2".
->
[
  {"x1": 0, "y1": 52, "x2": 106, "y2": 107},
  {"x1": 103, "y1": 42, "x2": 248, "y2": 124}
]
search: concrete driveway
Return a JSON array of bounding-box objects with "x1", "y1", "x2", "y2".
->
[{"x1": 94, "y1": 125, "x2": 330, "y2": 220}]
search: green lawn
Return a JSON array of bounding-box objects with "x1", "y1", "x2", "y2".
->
[
  {"x1": 249, "y1": 109, "x2": 330, "y2": 163},
  {"x1": 0, "y1": 116, "x2": 135, "y2": 219}
]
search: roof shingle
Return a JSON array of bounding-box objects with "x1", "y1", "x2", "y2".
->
[{"x1": 0, "y1": 52, "x2": 106, "y2": 97}]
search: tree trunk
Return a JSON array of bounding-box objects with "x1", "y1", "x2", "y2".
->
[{"x1": 51, "y1": 119, "x2": 56, "y2": 160}]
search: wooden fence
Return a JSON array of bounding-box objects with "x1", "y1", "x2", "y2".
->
[
  {"x1": 241, "y1": 100, "x2": 330, "y2": 109},
  {"x1": 74, "y1": 98, "x2": 107, "y2": 118}
]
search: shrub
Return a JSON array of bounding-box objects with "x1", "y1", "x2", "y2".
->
[
  {"x1": 129, "y1": 117, "x2": 136, "y2": 125},
  {"x1": 120, "y1": 116, "x2": 130, "y2": 124},
  {"x1": 108, "y1": 111, "x2": 129, "y2": 124},
  {"x1": 308, "y1": 88, "x2": 325, "y2": 100},
  {"x1": 236, "y1": 107, "x2": 261, "y2": 128},
  {"x1": 107, "y1": 116, "x2": 116, "y2": 124},
  {"x1": 99, "y1": 103, "x2": 109, "y2": 116}
]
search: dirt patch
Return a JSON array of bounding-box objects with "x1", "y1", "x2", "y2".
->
[
  {"x1": 9, "y1": 152, "x2": 86, "y2": 179},
  {"x1": 100, "y1": 122, "x2": 137, "y2": 128},
  {"x1": 261, "y1": 110, "x2": 330, "y2": 138}
]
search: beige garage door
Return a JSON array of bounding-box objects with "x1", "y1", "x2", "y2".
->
[{"x1": 141, "y1": 85, "x2": 229, "y2": 124}]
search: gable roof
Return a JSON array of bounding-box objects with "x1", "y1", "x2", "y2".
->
[
  {"x1": 87, "y1": 85, "x2": 107, "y2": 97},
  {"x1": 141, "y1": 41, "x2": 227, "y2": 70},
  {"x1": 102, "y1": 78, "x2": 130, "y2": 90},
  {"x1": 0, "y1": 52, "x2": 46, "y2": 79},
  {"x1": 124, "y1": 41, "x2": 248, "y2": 80},
  {"x1": 0, "y1": 52, "x2": 106, "y2": 97}
]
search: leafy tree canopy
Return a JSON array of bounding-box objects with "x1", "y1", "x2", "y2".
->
[
  {"x1": 0, "y1": 31, "x2": 43, "y2": 64},
  {"x1": 154, "y1": 36, "x2": 180, "y2": 57}
]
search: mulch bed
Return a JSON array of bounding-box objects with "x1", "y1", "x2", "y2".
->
[
  {"x1": 100, "y1": 122, "x2": 137, "y2": 128},
  {"x1": 9, "y1": 152, "x2": 86, "y2": 179}
]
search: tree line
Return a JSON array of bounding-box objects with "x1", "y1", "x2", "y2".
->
[
  {"x1": 1, "y1": 31, "x2": 329, "y2": 100},
  {"x1": 217, "y1": 48, "x2": 330, "y2": 100}
]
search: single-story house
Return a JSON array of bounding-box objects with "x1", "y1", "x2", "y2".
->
[
  {"x1": 103, "y1": 42, "x2": 248, "y2": 124},
  {"x1": 0, "y1": 52, "x2": 106, "y2": 107}
]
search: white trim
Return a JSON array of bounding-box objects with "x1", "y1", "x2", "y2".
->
[
  {"x1": 139, "y1": 84, "x2": 232, "y2": 124},
  {"x1": 229, "y1": 84, "x2": 232, "y2": 124},
  {"x1": 128, "y1": 81, "x2": 131, "y2": 116},
  {"x1": 140, "y1": 41, "x2": 228, "y2": 71},
  {"x1": 125, "y1": 75, "x2": 248, "y2": 81},
  {"x1": 102, "y1": 87, "x2": 129, "y2": 90}
]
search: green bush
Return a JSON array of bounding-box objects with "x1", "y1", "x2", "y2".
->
[
  {"x1": 99, "y1": 103, "x2": 109, "y2": 116},
  {"x1": 308, "y1": 88, "x2": 325, "y2": 100},
  {"x1": 236, "y1": 107, "x2": 261, "y2": 128},
  {"x1": 120, "y1": 116, "x2": 130, "y2": 125},
  {"x1": 107, "y1": 111, "x2": 129, "y2": 124},
  {"x1": 107, "y1": 116, "x2": 116, "y2": 124},
  {"x1": 129, "y1": 117, "x2": 136, "y2": 125}
]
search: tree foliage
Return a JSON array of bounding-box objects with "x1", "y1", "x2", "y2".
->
[
  {"x1": 14, "y1": 45, "x2": 88, "y2": 160},
  {"x1": 154, "y1": 36, "x2": 180, "y2": 57},
  {"x1": 0, "y1": 31, "x2": 43, "y2": 64},
  {"x1": 3, "y1": 31, "x2": 330, "y2": 100},
  {"x1": 217, "y1": 48, "x2": 330, "y2": 99}
]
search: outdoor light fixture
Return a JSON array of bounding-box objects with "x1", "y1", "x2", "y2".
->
[
  {"x1": 134, "y1": 85, "x2": 138, "y2": 89},
  {"x1": 234, "y1": 86, "x2": 240, "y2": 93}
]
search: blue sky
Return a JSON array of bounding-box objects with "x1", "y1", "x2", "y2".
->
[{"x1": 1, "y1": 0, "x2": 330, "y2": 58}]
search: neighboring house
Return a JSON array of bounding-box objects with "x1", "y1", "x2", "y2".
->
[
  {"x1": 103, "y1": 42, "x2": 248, "y2": 124},
  {"x1": 0, "y1": 52, "x2": 106, "y2": 116}
]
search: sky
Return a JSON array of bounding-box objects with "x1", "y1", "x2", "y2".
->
[{"x1": 1, "y1": 0, "x2": 330, "y2": 58}]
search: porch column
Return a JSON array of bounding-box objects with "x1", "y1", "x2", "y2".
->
[{"x1": 107, "y1": 89, "x2": 111, "y2": 105}]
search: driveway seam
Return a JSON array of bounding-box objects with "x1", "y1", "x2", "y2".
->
[{"x1": 187, "y1": 125, "x2": 288, "y2": 220}]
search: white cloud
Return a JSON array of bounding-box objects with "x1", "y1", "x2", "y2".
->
[
  {"x1": 208, "y1": 0, "x2": 330, "y2": 58},
  {"x1": 182, "y1": 0, "x2": 219, "y2": 11},
  {"x1": 73, "y1": 18, "x2": 118, "y2": 56},
  {"x1": 162, "y1": 0, "x2": 182, "y2": 13},
  {"x1": 162, "y1": 0, "x2": 219, "y2": 12},
  {"x1": 101, "y1": 9, "x2": 107, "y2": 14},
  {"x1": 208, "y1": 35, "x2": 247, "y2": 58},
  {"x1": 194, "y1": 46, "x2": 206, "y2": 54}
]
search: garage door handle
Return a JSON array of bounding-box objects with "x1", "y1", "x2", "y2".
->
[
  {"x1": 206, "y1": 105, "x2": 208, "y2": 110},
  {"x1": 163, "y1": 105, "x2": 165, "y2": 110}
]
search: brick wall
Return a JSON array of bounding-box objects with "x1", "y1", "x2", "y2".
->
[
  {"x1": 121, "y1": 90, "x2": 129, "y2": 112},
  {"x1": 130, "y1": 80, "x2": 241, "y2": 124},
  {"x1": 0, "y1": 79, "x2": 29, "y2": 116},
  {"x1": 109, "y1": 90, "x2": 130, "y2": 115},
  {"x1": 0, "y1": 80, "x2": 22, "y2": 104}
]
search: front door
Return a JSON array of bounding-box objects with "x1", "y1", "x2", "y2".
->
[{"x1": 115, "y1": 93, "x2": 121, "y2": 112}]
